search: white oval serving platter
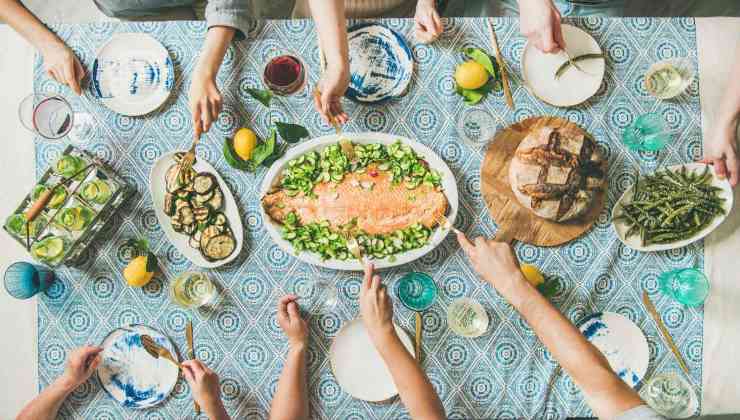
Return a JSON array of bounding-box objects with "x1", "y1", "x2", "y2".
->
[
  {"x1": 612, "y1": 163, "x2": 733, "y2": 252},
  {"x1": 259, "y1": 132, "x2": 459, "y2": 271},
  {"x1": 150, "y1": 152, "x2": 244, "y2": 268},
  {"x1": 330, "y1": 318, "x2": 414, "y2": 402}
]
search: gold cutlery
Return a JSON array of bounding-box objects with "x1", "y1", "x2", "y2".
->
[
  {"x1": 642, "y1": 290, "x2": 690, "y2": 376},
  {"x1": 434, "y1": 214, "x2": 459, "y2": 234},
  {"x1": 178, "y1": 133, "x2": 201, "y2": 178},
  {"x1": 186, "y1": 321, "x2": 200, "y2": 415},
  {"x1": 486, "y1": 19, "x2": 514, "y2": 110},
  {"x1": 415, "y1": 312, "x2": 423, "y2": 361},
  {"x1": 141, "y1": 334, "x2": 181, "y2": 368}
]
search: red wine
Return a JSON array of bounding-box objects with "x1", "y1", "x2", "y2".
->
[{"x1": 263, "y1": 55, "x2": 305, "y2": 96}]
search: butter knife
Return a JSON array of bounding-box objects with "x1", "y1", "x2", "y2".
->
[
  {"x1": 186, "y1": 321, "x2": 201, "y2": 415},
  {"x1": 642, "y1": 290, "x2": 690, "y2": 376}
]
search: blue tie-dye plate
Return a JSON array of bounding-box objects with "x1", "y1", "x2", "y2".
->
[
  {"x1": 579, "y1": 312, "x2": 649, "y2": 388},
  {"x1": 91, "y1": 33, "x2": 174, "y2": 116},
  {"x1": 97, "y1": 324, "x2": 179, "y2": 409},
  {"x1": 346, "y1": 22, "x2": 413, "y2": 103}
]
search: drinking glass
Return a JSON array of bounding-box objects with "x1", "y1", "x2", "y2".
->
[
  {"x1": 169, "y1": 271, "x2": 216, "y2": 309},
  {"x1": 447, "y1": 297, "x2": 489, "y2": 338},
  {"x1": 395, "y1": 272, "x2": 437, "y2": 311},
  {"x1": 263, "y1": 55, "x2": 306, "y2": 96},
  {"x1": 293, "y1": 277, "x2": 337, "y2": 310},
  {"x1": 456, "y1": 108, "x2": 496, "y2": 148},
  {"x1": 622, "y1": 112, "x2": 671, "y2": 152},
  {"x1": 639, "y1": 372, "x2": 697, "y2": 418},
  {"x1": 3, "y1": 261, "x2": 55, "y2": 299},
  {"x1": 18, "y1": 93, "x2": 95, "y2": 142},
  {"x1": 658, "y1": 268, "x2": 709, "y2": 307},
  {"x1": 645, "y1": 57, "x2": 695, "y2": 100}
]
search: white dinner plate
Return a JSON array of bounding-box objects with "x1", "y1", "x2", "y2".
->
[
  {"x1": 97, "y1": 324, "x2": 179, "y2": 409},
  {"x1": 91, "y1": 33, "x2": 174, "y2": 116},
  {"x1": 149, "y1": 152, "x2": 244, "y2": 268},
  {"x1": 612, "y1": 163, "x2": 733, "y2": 252},
  {"x1": 346, "y1": 23, "x2": 414, "y2": 103},
  {"x1": 521, "y1": 24, "x2": 605, "y2": 107},
  {"x1": 330, "y1": 318, "x2": 414, "y2": 402},
  {"x1": 259, "y1": 132, "x2": 459, "y2": 271},
  {"x1": 579, "y1": 312, "x2": 649, "y2": 388}
]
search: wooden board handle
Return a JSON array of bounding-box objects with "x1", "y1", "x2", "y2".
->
[{"x1": 25, "y1": 189, "x2": 54, "y2": 222}]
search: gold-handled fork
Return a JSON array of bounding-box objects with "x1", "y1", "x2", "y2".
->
[
  {"x1": 141, "y1": 334, "x2": 180, "y2": 369},
  {"x1": 434, "y1": 214, "x2": 459, "y2": 234},
  {"x1": 178, "y1": 133, "x2": 201, "y2": 180}
]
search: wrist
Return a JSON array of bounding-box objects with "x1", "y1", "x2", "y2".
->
[
  {"x1": 53, "y1": 375, "x2": 78, "y2": 394},
  {"x1": 494, "y1": 272, "x2": 534, "y2": 308},
  {"x1": 288, "y1": 341, "x2": 308, "y2": 355},
  {"x1": 203, "y1": 400, "x2": 229, "y2": 420},
  {"x1": 369, "y1": 323, "x2": 396, "y2": 345}
]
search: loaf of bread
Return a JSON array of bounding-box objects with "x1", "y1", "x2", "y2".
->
[{"x1": 508, "y1": 125, "x2": 606, "y2": 222}]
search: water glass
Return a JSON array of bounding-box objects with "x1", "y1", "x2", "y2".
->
[
  {"x1": 622, "y1": 113, "x2": 671, "y2": 152},
  {"x1": 456, "y1": 108, "x2": 496, "y2": 148},
  {"x1": 658, "y1": 268, "x2": 709, "y2": 307},
  {"x1": 395, "y1": 272, "x2": 437, "y2": 311},
  {"x1": 645, "y1": 57, "x2": 695, "y2": 100},
  {"x1": 169, "y1": 272, "x2": 216, "y2": 309},
  {"x1": 639, "y1": 372, "x2": 697, "y2": 418},
  {"x1": 3, "y1": 261, "x2": 55, "y2": 299},
  {"x1": 293, "y1": 277, "x2": 337, "y2": 310},
  {"x1": 18, "y1": 93, "x2": 95, "y2": 142}
]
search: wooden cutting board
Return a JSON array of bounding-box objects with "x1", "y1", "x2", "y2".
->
[{"x1": 480, "y1": 116, "x2": 607, "y2": 246}]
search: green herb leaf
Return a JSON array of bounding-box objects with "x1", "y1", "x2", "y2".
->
[
  {"x1": 262, "y1": 143, "x2": 287, "y2": 166},
  {"x1": 252, "y1": 129, "x2": 277, "y2": 167},
  {"x1": 145, "y1": 252, "x2": 158, "y2": 273},
  {"x1": 223, "y1": 137, "x2": 254, "y2": 171},
  {"x1": 245, "y1": 87, "x2": 273, "y2": 107},
  {"x1": 275, "y1": 122, "x2": 310, "y2": 144},
  {"x1": 456, "y1": 79, "x2": 494, "y2": 105},
  {"x1": 536, "y1": 277, "x2": 559, "y2": 298},
  {"x1": 463, "y1": 47, "x2": 497, "y2": 79},
  {"x1": 554, "y1": 53, "x2": 605, "y2": 79}
]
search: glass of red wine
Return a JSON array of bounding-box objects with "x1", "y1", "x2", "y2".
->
[
  {"x1": 263, "y1": 55, "x2": 306, "y2": 96},
  {"x1": 19, "y1": 93, "x2": 95, "y2": 142}
]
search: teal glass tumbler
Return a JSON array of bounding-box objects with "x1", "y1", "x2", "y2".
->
[
  {"x1": 622, "y1": 113, "x2": 671, "y2": 152},
  {"x1": 395, "y1": 272, "x2": 437, "y2": 311},
  {"x1": 658, "y1": 268, "x2": 709, "y2": 307},
  {"x1": 4, "y1": 261, "x2": 54, "y2": 299}
]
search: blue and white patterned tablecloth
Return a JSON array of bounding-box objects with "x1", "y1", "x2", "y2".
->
[{"x1": 34, "y1": 18, "x2": 704, "y2": 419}]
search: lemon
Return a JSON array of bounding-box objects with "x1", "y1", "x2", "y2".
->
[
  {"x1": 233, "y1": 128, "x2": 258, "y2": 161},
  {"x1": 520, "y1": 264, "x2": 545, "y2": 287},
  {"x1": 124, "y1": 255, "x2": 154, "y2": 287},
  {"x1": 455, "y1": 61, "x2": 489, "y2": 90}
]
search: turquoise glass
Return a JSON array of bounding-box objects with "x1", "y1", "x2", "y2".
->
[
  {"x1": 3, "y1": 261, "x2": 54, "y2": 299},
  {"x1": 658, "y1": 268, "x2": 709, "y2": 307},
  {"x1": 395, "y1": 272, "x2": 437, "y2": 311},
  {"x1": 622, "y1": 113, "x2": 671, "y2": 152}
]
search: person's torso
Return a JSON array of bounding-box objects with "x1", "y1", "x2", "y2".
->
[
  {"x1": 94, "y1": 0, "x2": 196, "y2": 18},
  {"x1": 292, "y1": 0, "x2": 416, "y2": 19}
]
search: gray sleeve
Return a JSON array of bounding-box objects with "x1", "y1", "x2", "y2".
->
[
  {"x1": 613, "y1": 405, "x2": 666, "y2": 420},
  {"x1": 204, "y1": 0, "x2": 253, "y2": 40}
]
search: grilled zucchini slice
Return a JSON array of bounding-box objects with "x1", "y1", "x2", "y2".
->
[
  {"x1": 200, "y1": 225, "x2": 221, "y2": 250},
  {"x1": 193, "y1": 173, "x2": 217, "y2": 194},
  {"x1": 178, "y1": 206, "x2": 195, "y2": 225},
  {"x1": 194, "y1": 206, "x2": 210, "y2": 222},
  {"x1": 193, "y1": 190, "x2": 214, "y2": 206},
  {"x1": 202, "y1": 233, "x2": 236, "y2": 261},
  {"x1": 189, "y1": 230, "x2": 202, "y2": 249},
  {"x1": 164, "y1": 193, "x2": 176, "y2": 216},
  {"x1": 214, "y1": 213, "x2": 227, "y2": 226},
  {"x1": 207, "y1": 189, "x2": 223, "y2": 211}
]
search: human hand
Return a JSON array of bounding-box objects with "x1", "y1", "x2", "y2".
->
[
  {"x1": 414, "y1": 0, "x2": 443, "y2": 44},
  {"x1": 189, "y1": 67, "x2": 223, "y2": 138},
  {"x1": 277, "y1": 294, "x2": 308, "y2": 349},
  {"x1": 59, "y1": 345, "x2": 102, "y2": 390},
  {"x1": 314, "y1": 63, "x2": 350, "y2": 126},
  {"x1": 702, "y1": 119, "x2": 739, "y2": 187},
  {"x1": 359, "y1": 263, "x2": 395, "y2": 342},
  {"x1": 518, "y1": 0, "x2": 565, "y2": 53},
  {"x1": 456, "y1": 232, "x2": 527, "y2": 298},
  {"x1": 181, "y1": 360, "x2": 229, "y2": 419},
  {"x1": 40, "y1": 41, "x2": 85, "y2": 95}
]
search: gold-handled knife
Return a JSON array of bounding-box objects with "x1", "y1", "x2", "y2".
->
[
  {"x1": 186, "y1": 321, "x2": 201, "y2": 415},
  {"x1": 642, "y1": 290, "x2": 690, "y2": 376},
  {"x1": 486, "y1": 19, "x2": 514, "y2": 110},
  {"x1": 415, "y1": 312, "x2": 422, "y2": 362}
]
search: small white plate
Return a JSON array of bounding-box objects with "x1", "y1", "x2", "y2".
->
[
  {"x1": 330, "y1": 318, "x2": 414, "y2": 402},
  {"x1": 521, "y1": 24, "x2": 605, "y2": 107},
  {"x1": 97, "y1": 324, "x2": 179, "y2": 409},
  {"x1": 612, "y1": 163, "x2": 733, "y2": 252},
  {"x1": 91, "y1": 33, "x2": 174, "y2": 116},
  {"x1": 259, "y1": 132, "x2": 459, "y2": 271},
  {"x1": 346, "y1": 23, "x2": 414, "y2": 103},
  {"x1": 149, "y1": 152, "x2": 244, "y2": 268},
  {"x1": 579, "y1": 312, "x2": 649, "y2": 388}
]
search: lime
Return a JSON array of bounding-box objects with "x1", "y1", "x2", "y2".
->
[
  {"x1": 81, "y1": 181, "x2": 100, "y2": 202},
  {"x1": 44, "y1": 237, "x2": 65, "y2": 258},
  {"x1": 94, "y1": 180, "x2": 112, "y2": 203},
  {"x1": 455, "y1": 61, "x2": 489, "y2": 90}
]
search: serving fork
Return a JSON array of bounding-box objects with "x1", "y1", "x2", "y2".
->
[{"x1": 178, "y1": 133, "x2": 201, "y2": 179}]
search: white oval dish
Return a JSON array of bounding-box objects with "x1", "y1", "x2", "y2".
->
[
  {"x1": 521, "y1": 24, "x2": 605, "y2": 107},
  {"x1": 259, "y1": 132, "x2": 459, "y2": 271},
  {"x1": 91, "y1": 33, "x2": 174, "y2": 116},
  {"x1": 330, "y1": 318, "x2": 414, "y2": 401},
  {"x1": 612, "y1": 163, "x2": 733, "y2": 252},
  {"x1": 150, "y1": 152, "x2": 244, "y2": 268}
]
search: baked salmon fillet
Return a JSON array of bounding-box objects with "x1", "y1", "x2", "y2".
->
[{"x1": 262, "y1": 164, "x2": 448, "y2": 235}]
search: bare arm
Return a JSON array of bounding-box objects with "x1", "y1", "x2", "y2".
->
[
  {"x1": 703, "y1": 48, "x2": 740, "y2": 186},
  {"x1": 270, "y1": 295, "x2": 310, "y2": 420},
  {"x1": 307, "y1": 0, "x2": 349, "y2": 124},
  {"x1": 457, "y1": 233, "x2": 644, "y2": 419},
  {"x1": 0, "y1": 0, "x2": 85, "y2": 93},
  {"x1": 361, "y1": 264, "x2": 446, "y2": 420},
  {"x1": 16, "y1": 346, "x2": 102, "y2": 420},
  {"x1": 190, "y1": 26, "x2": 235, "y2": 137},
  {"x1": 517, "y1": 0, "x2": 565, "y2": 53}
]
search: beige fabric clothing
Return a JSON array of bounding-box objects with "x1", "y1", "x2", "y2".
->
[{"x1": 292, "y1": 0, "x2": 417, "y2": 19}]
